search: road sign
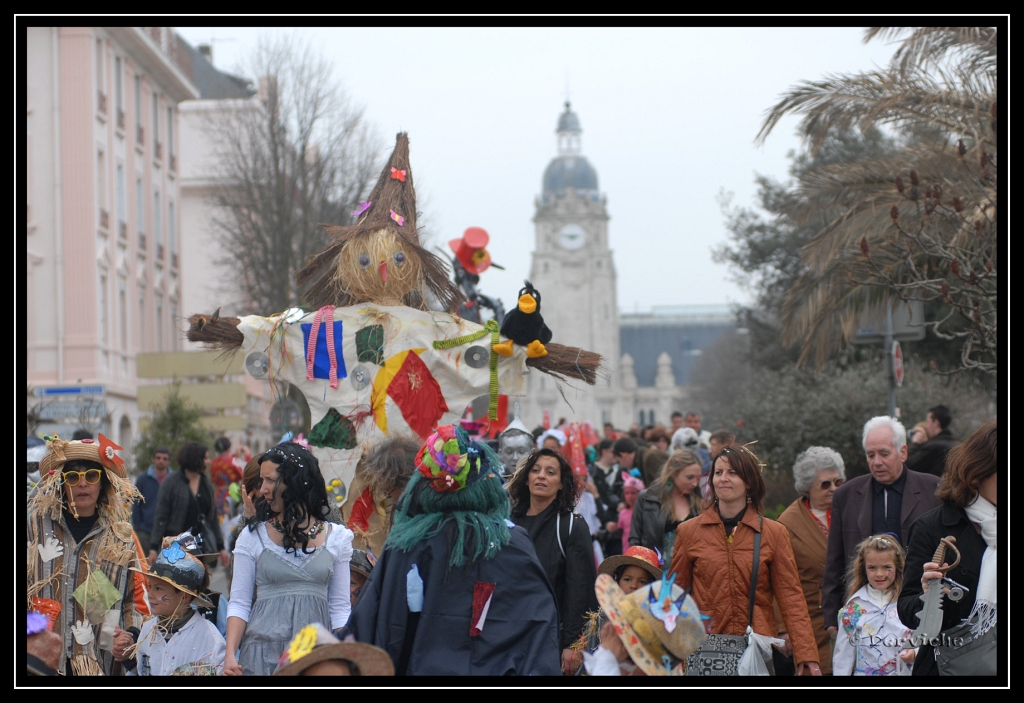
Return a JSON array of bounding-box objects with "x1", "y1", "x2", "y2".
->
[
  {"x1": 38, "y1": 400, "x2": 108, "y2": 420},
  {"x1": 892, "y1": 341, "x2": 904, "y2": 388},
  {"x1": 34, "y1": 385, "x2": 105, "y2": 397},
  {"x1": 851, "y1": 298, "x2": 926, "y2": 344}
]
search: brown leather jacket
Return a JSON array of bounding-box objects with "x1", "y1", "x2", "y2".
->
[{"x1": 669, "y1": 506, "x2": 819, "y2": 666}]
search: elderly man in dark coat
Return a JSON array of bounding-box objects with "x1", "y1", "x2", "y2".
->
[
  {"x1": 822, "y1": 417, "x2": 941, "y2": 631},
  {"x1": 347, "y1": 426, "x2": 561, "y2": 676}
]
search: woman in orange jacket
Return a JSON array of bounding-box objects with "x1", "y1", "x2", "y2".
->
[{"x1": 668, "y1": 444, "x2": 821, "y2": 675}]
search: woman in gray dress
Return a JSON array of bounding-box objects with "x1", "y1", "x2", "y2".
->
[{"x1": 223, "y1": 443, "x2": 353, "y2": 676}]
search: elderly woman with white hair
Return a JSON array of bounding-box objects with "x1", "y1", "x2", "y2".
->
[{"x1": 773, "y1": 447, "x2": 847, "y2": 676}]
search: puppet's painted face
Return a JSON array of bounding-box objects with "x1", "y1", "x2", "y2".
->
[
  {"x1": 337, "y1": 229, "x2": 421, "y2": 305},
  {"x1": 498, "y1": 431, "x2": 534, "y2": 475}
]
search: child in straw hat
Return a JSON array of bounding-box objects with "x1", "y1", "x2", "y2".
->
[
  {"x1": 274, "y1": 623, "x2": 394, "y2": 676},
  {"x1": 584, "y1": 572, "x2": 706, "y2": 676},
  {"x1": 117, "y1": 532, "x2": 226, "y2": 676}
]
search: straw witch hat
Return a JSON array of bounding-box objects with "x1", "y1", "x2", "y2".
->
[
  {"x1": 595, "y1": 572, "x2": 705, "y2": 676},
  {"x1": 274, "y1": 623, "x2": 394, "y2": 676},
  {"x1": 296, "y1": 132, "x2": 463, "y2": 311}
]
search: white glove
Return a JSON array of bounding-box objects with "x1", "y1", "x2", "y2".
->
[
  {"x1": 37, "y1": 536, "x2": 64, "y2": 562},
  {"x1": 72, "y1": 620, "x2": 95, "y2": 645}
]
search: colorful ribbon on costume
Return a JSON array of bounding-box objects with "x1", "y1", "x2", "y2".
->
[
  {"x1": 432, "y1": 319, "x2": 501, "y2": 420},
  {"x1": 306, "y1": 305, "x2": 339, "y2": 389}
]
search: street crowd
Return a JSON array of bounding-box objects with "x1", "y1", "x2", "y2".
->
[{"x1": 26, "y1": 407, "x2": 997, "y2": 679}]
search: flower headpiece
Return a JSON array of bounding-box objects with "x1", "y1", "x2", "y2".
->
[{"x1": 415, "y1": 425, "x2": 488, "y2": 493}]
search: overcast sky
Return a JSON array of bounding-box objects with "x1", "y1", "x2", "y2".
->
[{"x1": 176, "y1": 26, "x2": 895, "y2": 314}]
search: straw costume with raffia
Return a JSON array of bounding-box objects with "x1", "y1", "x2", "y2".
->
[
  {"x1": 186, "y1": 133, "x2": 603, "y2": 500},
  {"x1": 27, "y1": 435, "x2": 145, "y2": 676}
]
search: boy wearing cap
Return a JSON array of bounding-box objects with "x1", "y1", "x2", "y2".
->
[{"x1": 116, "y1": 532, "x2": 226, "y2": 676}]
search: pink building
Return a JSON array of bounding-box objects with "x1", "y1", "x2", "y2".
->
[{"x1": 26, "y1": 27, "x2": 198, "y2": 451}]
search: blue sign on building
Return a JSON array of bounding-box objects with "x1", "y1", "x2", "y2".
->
[{"x1": 34, "y1": 386, "x2": 105, "y2": 397}]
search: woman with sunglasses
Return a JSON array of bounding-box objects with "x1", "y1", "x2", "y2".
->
[
  {"x1": 27, "y1": 435, "x2": 144, "y2": 675},
  {"x1": 772, "y1": 447, "x2": 847, "y2": 675}
]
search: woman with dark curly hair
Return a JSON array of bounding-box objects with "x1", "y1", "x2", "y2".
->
[
  {"x1": 507, "y1": 448, "x2": 599, "y2": 675},
  {"x1": 223, "y1": 443, "x2": 354, "y2": 676},
  {"x1": 147, "y1": 442, "x2": 229, "y2": 569}
]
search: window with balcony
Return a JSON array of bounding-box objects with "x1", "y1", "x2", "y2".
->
[
  {"x1": 138, "y1": 291, "x2": 146, "y2": 351},
  {"x1": 155, "y1": 293, "x2": 164, "y2": 350},
  {"x1": 134, "y1": 75, "x2": 143, "y2": 145},
  {"x1": 167, "y1": 107, "x2": 175, "y2": 171},
  {"x1": 98, "y1": 271, "x2": 109, "y2": 343},
  {"x1": 115, "y1": 56, "x2": 124, "y2": 130},
  {"x1": 116, "y1": 163, "x2": 126, "y2": 233},
  {"x1": 154, "y1": 190, "x2": 162, "y2": 257},
  {"x1": 152, "y1": 92, "x2": 159, "y2": 155},
  {"x1": 118, "y1": 279, "x2": 128, "y2": 350},
  {"x1": 168, "y1": 200, "x2": 177, "y2": 267},
  {"x1": 136, "y1": 176, "x2": 146, "y2": 250},
  {"x1": 97, "y1": 149, "x2": 108, "y2": 231},
  {"x1": 96, "y1": 39, "x2": 106, "y2": 115}
]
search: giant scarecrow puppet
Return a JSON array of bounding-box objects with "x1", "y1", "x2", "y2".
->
[{"x1": 187, "y1": 133, "x2": 601, "y2": 503}]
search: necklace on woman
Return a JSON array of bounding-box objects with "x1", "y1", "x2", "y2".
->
[{"x1": 270, "y1": 517, "x2": 326, "y2": 539}]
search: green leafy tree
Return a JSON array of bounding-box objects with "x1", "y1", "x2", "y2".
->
[{"x1": 133, "y1": 381, "x2": 211, "y2": 474}]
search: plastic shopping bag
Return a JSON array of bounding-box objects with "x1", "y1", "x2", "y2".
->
[{"x1": 737, "y1": 626, "x2": 785, "y2": 676}]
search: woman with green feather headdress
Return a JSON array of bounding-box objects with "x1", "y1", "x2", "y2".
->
[{"x1": 346, "y1": 425, "x2": 562, "y2": 676}]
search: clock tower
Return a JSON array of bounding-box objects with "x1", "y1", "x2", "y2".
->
[{"x1": 522, "y1": 103, "x2": 621, "y2": 426}]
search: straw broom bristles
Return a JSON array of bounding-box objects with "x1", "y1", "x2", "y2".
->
[{"x1": 526, "y1": 343, "x2": 603, "y2": 385}]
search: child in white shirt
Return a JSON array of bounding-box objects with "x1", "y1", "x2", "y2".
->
[{"x1": 833, "y1": 534, "x2": 916, "y2": 676}]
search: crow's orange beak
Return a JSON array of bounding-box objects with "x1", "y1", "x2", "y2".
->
[{"x1": 518, "y1": 294, "x2": 537, "y2": 314}]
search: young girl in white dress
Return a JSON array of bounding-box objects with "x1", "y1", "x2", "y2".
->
[{"x1": 833, "y1": 534, "x2": 916, "y2": 676}]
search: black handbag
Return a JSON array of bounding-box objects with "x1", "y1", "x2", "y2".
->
[
  {"x1": 686, "y1": 515, "x2": 765, "y2": 676},
  {"x1": 935, "y1": 619, "x2": 997, "y2": 676}
]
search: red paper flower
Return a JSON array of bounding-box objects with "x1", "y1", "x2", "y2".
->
[{"x1": 390, "y1": 167, "x2": 407, "y2": 182}]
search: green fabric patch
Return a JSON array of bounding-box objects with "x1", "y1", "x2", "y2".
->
[
  {"x1": 72, "y1": 569, "x2": 122, "y2": 625},
  {"x1": 309, "y1": 408, "x2": 358, "y2": 450},
  {"x1": 355, "y1": 325, "x2": 385, "y2": 365}
]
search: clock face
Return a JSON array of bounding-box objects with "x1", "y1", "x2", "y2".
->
[{"x1": 558, "y1": 224, "x2": 587, "y2": 250}]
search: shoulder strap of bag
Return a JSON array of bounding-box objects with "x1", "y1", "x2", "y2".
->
[
  {"x1": 554, "y1": 511, "x2": 576, "y2": 559},
  {"x1": 747, "y1": 514, "x2": 762, "y2": 628}
]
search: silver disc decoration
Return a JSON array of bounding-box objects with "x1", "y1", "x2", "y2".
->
[
  {"x1": 245, "y1": 351, "x2": 270, "y2": 378},
  {"x1": 326, "y1": 478, "x2": 347, "y2": 504},
  {"x1": 350, "y1": 364, "x2": 371, "y2": 390},
  {"x1": 465, "y1": 345, "x2": 489, "y2": 369}
]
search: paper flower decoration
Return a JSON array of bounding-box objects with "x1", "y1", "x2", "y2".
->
[
  {"x1": 390, "y1": 209, "x2": 405, "y2": 227},
  {"x1": 414, "y1": 425, "x2": 478, "y2": 493},
  {"x1": 352, "y1": 201, "x2": 372, "y2": 217},
  {"x1": 390, "y1": 167, "x2": 407, "y2": 182},
  {"x1": 27, "y1": 611, "x2": 51, "y2": 635},
  {"x1": 161, "y1": 542, "x2": 186, "y2": 564},
  {"x1": 287, "y1": 624, "x2": 319, "y2": 664}
]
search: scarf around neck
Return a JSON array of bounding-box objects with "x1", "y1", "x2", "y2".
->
[{"x1": 963, "y1": 494, "x2": 996, "y2": 636}]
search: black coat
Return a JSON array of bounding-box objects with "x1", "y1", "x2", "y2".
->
[
  {"x1": 629, "y1": 486, "x2": 694, "y2": 552},
  {"x1": 822, "y1": 467, "x2": 941, "y2": 618},
  {"x1": 348, "y1": 522, "x2": 561, "y2": 675},
  {"x1": 148, "y1": 470, "x2": 223, "y2": 553},
  {"x1": 897, "y1": 502, "x2": 987, "y2": 676},
  {"x1": 906, "y1": 429, "x2": 958, "y2": 477},
  {"x1": 590, "y1": 463, "x2": 626, "y2": 557},
  {"x1": 512, "y1": 503, "x2": 599, "y2": 650}
]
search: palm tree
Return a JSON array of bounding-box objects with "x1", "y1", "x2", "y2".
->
[{"x1": 756, "y1": 27, "x2": 997, "y2": 376}]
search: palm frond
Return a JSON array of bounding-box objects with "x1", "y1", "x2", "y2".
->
[{"x1": 864, "y1": 27, "x2": 998, "y2": 78}]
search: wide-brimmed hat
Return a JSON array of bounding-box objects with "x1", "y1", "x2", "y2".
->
[
  {"x1": 598, "y1": 545, "x2": 662, "y2": 582},
  {"x1": 595, "y1": 572, "x2": 705, "y2": 676},
  {"x1": 449, "y1": 227, "x2": 494, "y2": 275},
  {"x1": 350, "y1": 549, "x2": 375, "y2": 579},
  {"x1": 130, "y1": 532, "x2": 214, "y2": 609},
  {"x1": 274, "y1": 623, "x2": 394, "y2": 676},
  {"x1": 39, "y1": 433, "x2": 127, "y2": 480}
]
